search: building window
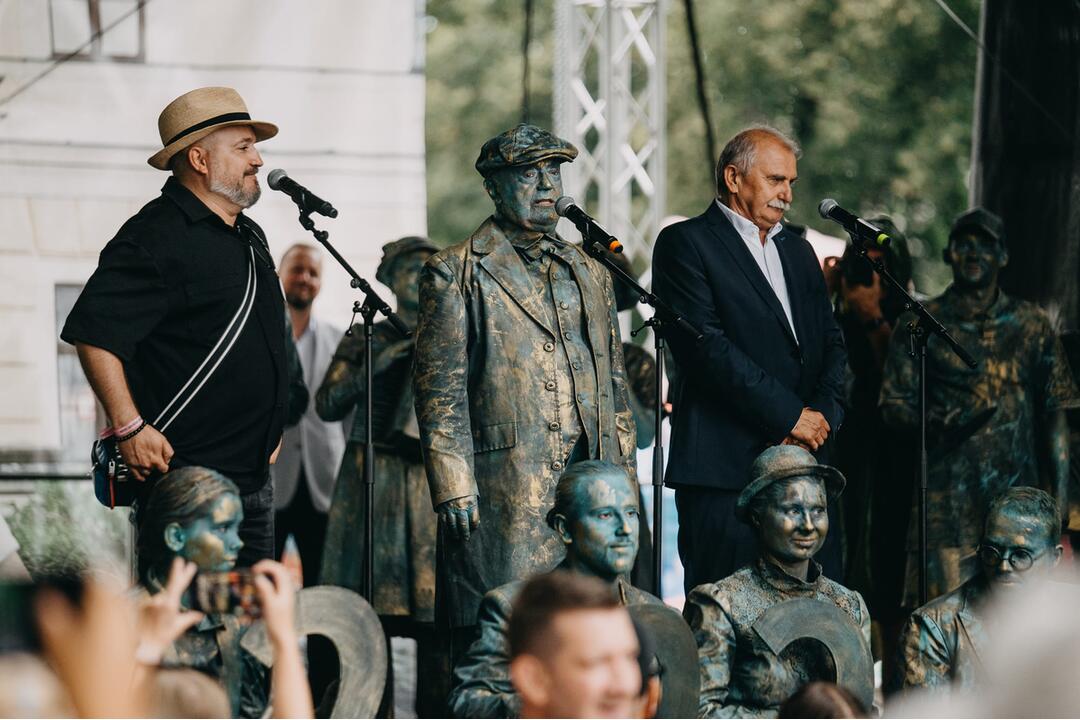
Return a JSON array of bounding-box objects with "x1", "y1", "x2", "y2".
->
[
  {"x1": 55, "y1": 284, "x2": 102, "y2": 462},
  {"x1": 49, "y1": 0, "x2": 146, "y2": 62}
]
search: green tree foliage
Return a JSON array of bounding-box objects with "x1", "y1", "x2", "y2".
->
[{"x1": 425, "y1": 0, "x2": 980, "y2": 292}]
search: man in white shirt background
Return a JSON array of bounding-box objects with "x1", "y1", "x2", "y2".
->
[{"x1": 271, "y1": 243, "x2": 347, "y2": 585}]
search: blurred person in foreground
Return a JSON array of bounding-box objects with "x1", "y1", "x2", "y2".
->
[
  {"x1": 894, "y1": 486, "x2": 1063, "y2": 693},
  {"x1": 652, "y1": 126, "x2": 847, "y2": 591},
  {"x1": 880, "y1": 207, "x2": 1078, "y2": 606},
  {"x1": 779, "y1": 681, "x2": 867, "y2": 719},
  {"x1": 507, "y1": 571, "x2": 642, "y2": 719},
  {"x1": 684, "y1": 445, "x2": 872, "y2": 717},
  {"x1": 449, "y1": 460, "x2": 663, "y2": 717}
]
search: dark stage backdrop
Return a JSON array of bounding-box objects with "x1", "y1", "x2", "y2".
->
[{"x1": 972, "y1": 0, "x2": 1080, "y2": 327}]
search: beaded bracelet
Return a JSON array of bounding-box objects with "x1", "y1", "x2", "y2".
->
[
  {"x1": 114, "y1": 415, "x2": 144, "y2": 437},
  {"x1": 116, "y1": 420, "x2": 148, "y2": 443}
]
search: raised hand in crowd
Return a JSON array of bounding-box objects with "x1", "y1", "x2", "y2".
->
[
  {"x1": 252, "y1": 559, "x2": 315, "y2": 719},
  {"x1": 135, "y1": 557, "x2": 204, "y2": 667}
]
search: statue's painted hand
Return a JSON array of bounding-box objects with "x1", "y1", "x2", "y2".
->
[
  {"x1": 437, "y1": 495, "x2": 480, "y2": 542},
  {"x1": 373, "y1": 339, "x2": 415, "y2": 375},
  {"x1": 118, "y1": 424, "x2": 173, "y2": 481}
]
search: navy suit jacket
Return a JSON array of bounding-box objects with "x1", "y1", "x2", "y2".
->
[{"x1": 652, "y1": 202, "x2": 847, "y2": 490}]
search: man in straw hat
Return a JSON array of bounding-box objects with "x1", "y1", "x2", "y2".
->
[
  {"x1": 414, "y1": 124, "x2": 638, "y2": 660},
  {"x1": 683, "y1": 444, "x2": 872, "y2": 717},
  {"x1": 62, "y1": 87, "x2": 287, "y2": 566}
]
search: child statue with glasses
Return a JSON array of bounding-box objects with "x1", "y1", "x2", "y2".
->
[{"x1": 894, "y1": 486, "x2": 1064, "y2": 692}]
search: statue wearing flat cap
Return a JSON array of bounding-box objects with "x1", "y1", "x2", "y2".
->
[
  {"x1": 315, "y1": 236, "x2": 445, "y2": 715},
  {"x1": 880, "y1": 206, "x2": 1079, "y2": 606},
  {"x1": 684, "y1": 445, "x2": 872, "y2": 717},
  {"x1": 413, "y1": 124, "x2": 638, "y2": 656}
]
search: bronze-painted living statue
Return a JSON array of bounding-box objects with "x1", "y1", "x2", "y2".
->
[
  {"x1": 894, "y1": 486, "x2": 1063, "y2": 692},
  {"x1": 136, "y1": 466, "x2": 267, "y2": 718},
  {"x1": 880, "y1": 207, "x2": 1078, "y2": 606},
  {"x1": 315, "y1": 236, "x2": 443, "y2": 714},
  {"x1": 448, "y1": 460, "x2": 661, "y2": 718},
  {"x1": 413, "y1": 124, "x2": 637, "y2": 656},
  {"x1": 684, "y1": 445, "x2": 872, "y2": 718}
]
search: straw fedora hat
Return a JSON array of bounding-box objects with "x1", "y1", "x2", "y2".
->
[{"x1": 148, "y1": 86, "x2": 278, "y2": 171}]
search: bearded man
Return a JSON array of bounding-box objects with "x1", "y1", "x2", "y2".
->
[{"x1": 62, "y1": 87, "x2": 287, "y2": 565}]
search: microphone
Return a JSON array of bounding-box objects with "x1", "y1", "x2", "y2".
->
[
  {"x1": 555, "y1": 197, "x2": 623, "y2": 254},
  {"x1": 818, "y1": 199, "x2": 891, "y2": 248},
  {"x1": 267, "y1": 169, "x2": 339, "y2": 219}
]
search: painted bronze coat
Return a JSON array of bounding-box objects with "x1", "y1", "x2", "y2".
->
[
  {"x1": 684, "y1": 559, "x2": 871, "y2": 718},
  {"x1": 893, "y1": 575, "x2": 988, "y2": 693},
  {"x1": 879, "y1": 287, "x2": 1077, "y2": 604},
  {"x1": 448, "y1": 565, "x2": 660, "y2": 718},
  {"x1": 414, "y1": 217, "x2": 636, "y2": 627},
  {"x1": 317, "y1": 320, "x2": 437, "y2": 620}
]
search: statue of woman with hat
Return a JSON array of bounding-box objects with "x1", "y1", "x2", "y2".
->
[
  {"x1": 683, "y1": 445, "x2": 872, "y2": 717},
  {"x1": 315, "y1": 235, "x2": 444, "y2": 715}
]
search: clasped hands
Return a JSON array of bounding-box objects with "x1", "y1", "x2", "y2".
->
[
  {"x1": 781, "y1": 407, "x2": 830, "y2": 451},
  {"x1": 437, "y1": 495, "x2": 480, "y2": 541}
]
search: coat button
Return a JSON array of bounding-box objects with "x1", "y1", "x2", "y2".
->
[
  {"x1": 572, "y1": 361, "x2": 582, "y2": 370},
  {"x1": 545, "y1": 380, "x2": 557, "y2": 391},
  {"x1": 577, "y1": 393, "x2": 586, "y2": 402},
  {"x1": 564, "y1": 331, "x2": 573, "y2": 340},
  {"x1": 551, "y1": 460, "x2": 564, "y2": 471},
  {"x1": 543, "y1": 342, "x2": 555, "y2": 352},
  {"x1": 548, "y1": 421, "x2": 561, "y2": 431},
  {"x1": 560, "y1": 302, "x2": 569, "y2": 310}
]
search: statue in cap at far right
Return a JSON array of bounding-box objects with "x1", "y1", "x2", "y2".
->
[
  {"x1": 879, "y1": 207, "x2": 1079, "y2": 607},
  {"x1": 894, "y1": 486, "x2": 1063, "y2": 693},
  {"x1": 684, "y1": 445, "x2": 873, "y2": 718}
]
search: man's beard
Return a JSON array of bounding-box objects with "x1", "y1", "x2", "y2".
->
[
  {"x1": 210, "y1": 169, "x2": 261, "y2": 208},
  {"x1": 285, "y1": 293, "x2": 312, "y2": 310}
]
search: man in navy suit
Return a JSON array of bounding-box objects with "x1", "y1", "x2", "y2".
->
[{"x1": 652, "y1": 126, "x2": 847, "y2": 592}]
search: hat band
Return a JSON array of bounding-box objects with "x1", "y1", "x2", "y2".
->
[{"x1": 164, "y1": 111, "x2": 252, "y2": 147}]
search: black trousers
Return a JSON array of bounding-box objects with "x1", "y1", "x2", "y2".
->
[
  {"x1": 273, "y1": 473, "x2": 328, "y2": 587},
  {"x1": 675, "y1": 485, "x2": 843, "y2": 593},
  {"x1": 237, "y1": 478, "x2": 275, "y2": 568}
]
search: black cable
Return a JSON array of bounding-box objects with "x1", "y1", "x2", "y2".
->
[
  {"x1": 683, "y1": 0, "x2": 717, "y2": 178},
  {"x1": 0, "y1": 0, "x2": 152, "y2": 109},
  {"x1": 931, "y1": 0, "x2": 1072, "y2": 143},
  {"x1": 522, "y1": 0, "x2": 534, "y2": 125}
]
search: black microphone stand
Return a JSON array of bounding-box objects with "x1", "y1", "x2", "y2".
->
[
  {"x1": 845, "y1": 235, "x2": 975, "y2": 606},
  {"x1": 571, "y1": 224, "x2": 703, "y2": 598},
  {"x1": 292, "y1": 208, "x2": 410, "y2": 603}
]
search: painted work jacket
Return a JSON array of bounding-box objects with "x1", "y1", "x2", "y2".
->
[
  {"x1": 894, "y1": 576, "x2": 988, "y2": 693},
  {"x1": 414, "y1": 216, "x2": 637, "y2": 627},
  {"x1": 879, "y1": 287, "x2": 1077, "y2": 602},
  {"x1": 684, "y1": 558, "x2": 871, "y2": 718},
  {"x1": 448, "y1": 566, "x2": 661, "y2": 718}
]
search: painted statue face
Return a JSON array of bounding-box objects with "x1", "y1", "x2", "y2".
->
[
  {"x1": 390, "y1": 250, "x2": 433, "y2": 313},
  {"x1": 947, "y1": 231, "x2": 1006, "y2": 290},
  {"x1": 563, "y1": 472, "x2": 641, "y2": 579},
  {"x1": 485, "y1": 158, "x2": 564, "y2": 234},
  {"x1": 756, "y1": 478, "x2": 828, "y2": 567},
  {"x1": 724, "y1": 136, "x2": 797, "y2": 234},
  {"x1": 979, "y1": 510, "x2": 1060, "y2": 590},
  {"x1": 172, "y1": 493, "x2": 244, "y2": 572}
]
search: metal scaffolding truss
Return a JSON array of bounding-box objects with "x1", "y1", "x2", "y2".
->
[{"x1": 554, "y1": 0, "x2": 667, "y2": 262}]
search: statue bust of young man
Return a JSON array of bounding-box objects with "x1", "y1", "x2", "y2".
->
[
  {"x1": 136, "y1": 466, "x2": 265, "y2": 718},
  {"x1": 895, "y1": 486, "x2": 1064, "y2": 692},
  {"x1": 448, "y1": 460, "x2": 660, "y2": 718},
  {"x1": 684, "y1": 445, "x2": 872, "y2": 718}
]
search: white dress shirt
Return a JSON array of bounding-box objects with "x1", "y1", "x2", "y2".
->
[{"x1": 716, "y1": 200, "x2": 799, "y2": 343}]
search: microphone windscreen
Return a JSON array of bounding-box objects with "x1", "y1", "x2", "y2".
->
[
  {"x1": 555, "y1": 196, "x2": 576, "y2": 217},
  {"x1": 818, "y1": 198, "x2": 838, "y2": 219},
  {"x1": 267, "y1": 168, "x2": 288, "y2": 190}
]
